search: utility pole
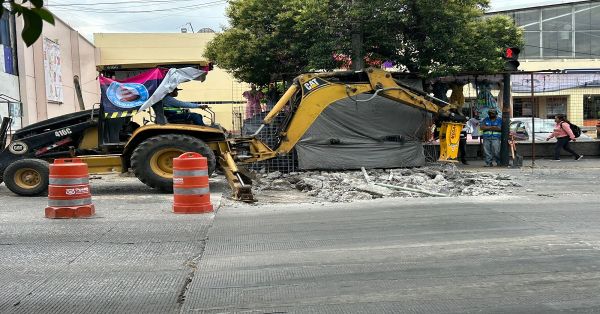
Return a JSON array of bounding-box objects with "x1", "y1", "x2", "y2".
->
[
  {"x1": 500, "y1": 73, "x2": 511, "y2": 166},
  {"x1": 351, "y1": 0, "x2": 364, "y2": 71},
  {"x1": 499, "y1": 47, "x2": 520, "y2": 166}
]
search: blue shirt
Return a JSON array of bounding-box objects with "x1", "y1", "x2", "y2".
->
[
  {"x1": 481, "y1": 117, "x2": 502, "y2": 139},
  {"x1": 163, "y1": 96, "x2": 200, "y2": 109}
]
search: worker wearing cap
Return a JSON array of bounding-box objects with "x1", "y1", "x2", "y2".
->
[
  {"x1": 480, "y1": 108, "x2": 502, "y2": 166},
  {"x1": 161, "y1": 88, "x2": 208, "y2": 126}
]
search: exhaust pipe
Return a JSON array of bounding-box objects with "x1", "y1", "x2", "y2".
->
[
  {"x1": 73, "y1": 75, "x2": 86, "y2": 111},
  {"x1": 0, "y1": 117, "x2": 12, "y2": 149}
]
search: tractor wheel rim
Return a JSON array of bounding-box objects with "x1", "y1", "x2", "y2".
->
[
  {"x1": 14, "y1": 168, "x2": 41, "y2": 189},
  {"x1": 149, "y1": 148, "x2": 184, "y2": 178}
]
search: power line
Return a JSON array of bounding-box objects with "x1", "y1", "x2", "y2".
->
[
  {"x1": 49, "y1": 0, "x2": 225, "y2": 13},
  {"x1": 51, "y1": 1, "x2": 225, "y2": 13},
  {"x1": 48, "y1": 0, "x2": 205, "y2": 6}
]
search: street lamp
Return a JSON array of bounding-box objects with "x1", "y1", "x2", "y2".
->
[{"x1": 180, "y1": 22, "x2": 195, "y2": 33}]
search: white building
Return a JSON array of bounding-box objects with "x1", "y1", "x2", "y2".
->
[{"x1": 489, "y1": 0, "x2": 600, "y2": 127}]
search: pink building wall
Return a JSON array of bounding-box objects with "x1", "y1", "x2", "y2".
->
[{"x1": 15, "y1": 15, "x2": 100, "y2": 126}]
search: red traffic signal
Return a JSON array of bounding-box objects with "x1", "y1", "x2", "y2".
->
[
  {"x1": 502, "y1": 47, "x2": 520, "y2": 71},
  {"x1": 503, "y1": 47, "x2": 520, "y2": 60}
]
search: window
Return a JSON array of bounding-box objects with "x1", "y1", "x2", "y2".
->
[
  {"x1": 542, "y1": 7, "x2": 572, "y2": 31},
  {"x1": 499, "y1": 3, "x2": 600, "y2": 59},
  {"x1": 0, "y1": 12, "x2": 10, "y2": 47},
  {"x1": 575, "y1": 31, "x2": 600, "y2": 58},
  {"x1": 542, "y1": 31, "x2": 573, "y2": 57},
  {"x1": 0, "y1": 12, "x2": 15, "y2": 74},
  {"x1": 574, "y1": 3, "x2": 600, "y2": 31},
  {"x1": 514, "y1": 98, "x2": 534, "y2": 117},
  {"x1": 523, "y1": 32, "x2": 541, "y2": 58},
  {"x1": 546, "y1": 97, "x2": 567, "y2": 118},
  {"x1": 583, "y1": 95, "x2": 600, "y2": 119},
  {"x1": 514, "y1": 9, "x2": 541, "y2": 31}
]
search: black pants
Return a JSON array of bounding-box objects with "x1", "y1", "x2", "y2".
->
[
  {"x1": 459, "y1": 138, "x2": 467, "y2": 163},
  {"x1": 554, "y1": 136, "x2": 579, "y2": 160}
]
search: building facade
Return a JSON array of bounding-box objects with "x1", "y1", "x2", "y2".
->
[
  {"x1": 15, "y1": 15, "x2": 100, "y2": 128},
  {"x1": 489, "y1": 0, "x2": 600, "y2": 127},
  {"x1": 0, "y1": 11, "x2": 21, "y2": 130},
  {"x1": 94, "y1": 33, "x2": 247, "y2": 130},
  {"x1": 0, "y1": 11, "x2": 100, "y2": 132}
]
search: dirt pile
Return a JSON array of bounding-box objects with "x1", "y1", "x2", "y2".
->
[{"x1": 253, "y1": 165, "x2": 521, "y2": 202}]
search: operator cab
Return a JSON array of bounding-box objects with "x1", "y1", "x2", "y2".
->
[{"x1": 96, "y1": 61, "x2": 214, "y2": 152}]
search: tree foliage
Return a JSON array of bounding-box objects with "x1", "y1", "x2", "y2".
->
[
  {"x1": 206, "y1": 0, "x2": 523, "y2": 84},
  {"x1": 0, "y1": 0, "x2": 54, "y2": 46}
]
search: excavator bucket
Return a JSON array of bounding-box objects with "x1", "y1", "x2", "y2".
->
[{"x1": 438, "y1": 122, "x2": 463, "y2": 162}]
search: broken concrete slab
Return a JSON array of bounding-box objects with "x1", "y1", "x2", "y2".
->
[{"x1": 254, "y1": 164, "x2": 518, "y2": 203}]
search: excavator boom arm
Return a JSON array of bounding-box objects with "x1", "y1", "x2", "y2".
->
[{"x1": 247, "y1": 68, "x2": 463, "y2": 161}]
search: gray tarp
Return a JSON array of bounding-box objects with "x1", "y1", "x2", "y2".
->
[{"x1": 296, "y1": 94, "x2": 430, "y2": 170}]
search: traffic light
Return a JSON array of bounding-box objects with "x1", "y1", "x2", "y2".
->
[{"x1": 502, "y1": 47, "x2": 520, "y2": 71}]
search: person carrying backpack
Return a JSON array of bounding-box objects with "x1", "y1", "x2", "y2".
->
[{"x1": 546, "y1": 114, "x2": 583, "y2": 161}]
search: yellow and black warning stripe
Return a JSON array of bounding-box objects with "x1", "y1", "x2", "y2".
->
[{"x1": 104, "y1": 110, "x2": 138, "y2": 119}]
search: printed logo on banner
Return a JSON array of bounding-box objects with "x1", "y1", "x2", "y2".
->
[
  {"x1": 106, "y1": 82, "x2": 150, "y2": 109},
  {"x1": 173, "y1": 177, "x2": 184, "y2": 184}
]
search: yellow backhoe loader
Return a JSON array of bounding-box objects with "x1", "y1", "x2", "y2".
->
[{"x1": 0, "y1": 64, "x2": 463, "y2": 203}]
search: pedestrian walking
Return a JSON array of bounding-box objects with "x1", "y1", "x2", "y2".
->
[
  {"x1": 243, "y1": 84, "x2": 264, "y2": 119},
  {"x1": 480, "y1": 108, "x2": 502, "y2": 167},
  {"x1": 546, "y1": 114, "x2": 583, "y2": 161}
]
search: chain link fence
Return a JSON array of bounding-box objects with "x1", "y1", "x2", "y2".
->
[{"x1": 233, "y1": 71, "x2": 600, "y2": 173}]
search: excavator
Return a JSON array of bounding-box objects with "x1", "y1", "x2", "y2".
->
[{"x1": 0, "y1": 64, "x2": 464, "y2": 202}]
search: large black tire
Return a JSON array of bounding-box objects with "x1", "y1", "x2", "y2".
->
[
  {"x1": 3, "y1": 159, "x2": 50, "y2": 196},
  {"x1": 130, "y1": 134, "x2": 216, "y2": 192}
]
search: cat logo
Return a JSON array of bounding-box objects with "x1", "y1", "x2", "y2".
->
[
  {"x1": 301, "y1": 78, "x2": 328, "y2": 96},
  {"x1": 8, "y1": 142, "x2": 28, "y2": 155}
]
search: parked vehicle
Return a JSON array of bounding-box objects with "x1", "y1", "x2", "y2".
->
[{"x1": 510, "y1": 118, "x2": 593, "y2": 142}]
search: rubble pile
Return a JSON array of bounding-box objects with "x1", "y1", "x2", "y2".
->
[{"x1": 254, "y1": 165, "x2": 521, "y2": 202}]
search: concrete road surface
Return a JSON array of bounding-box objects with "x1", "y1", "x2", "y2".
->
[
  {"x1": 1, "y1": 159, "x2": 600, "y2": 313},
  {"x1": 182, "y1": 159, "x2": 600, "y2": 313},
  {"x1": 0, "y1": 175, "x2": 224, "y2": 313}
]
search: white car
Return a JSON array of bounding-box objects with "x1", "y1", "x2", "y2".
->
[{"x1": 510, "y1": 118, "x2": 593, "y2": 142}]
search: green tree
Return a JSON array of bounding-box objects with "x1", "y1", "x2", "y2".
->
[
  {"x1": 1, "y1": 0, "x2": 54, "y2": 46},
  {"x1": 206, "y1": 0, "x2": 523, "y2": 84},
  {"x1": 205, "y1": 0, "x2": 311, "y2": 85}
]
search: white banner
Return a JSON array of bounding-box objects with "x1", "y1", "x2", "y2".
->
[
  {"x1": 43, "y1": 37, "x2": 63, "y2": 103},
  {"x1": 513, "y1": 73, "x2": 600, "y2": 93},
  {"x1": 139, "y1": 67, "x2": 207, "y2": 111}
]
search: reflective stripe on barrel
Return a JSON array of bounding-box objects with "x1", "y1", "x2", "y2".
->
[
  {"x1": 173, "y1": 169, "x2": 209, "y2": 177},
  {"x1": 48, "y1": 197, "x2": 93, "y2": 207},
  {"x1": 173, "y1": 187, "x2": 210, "y2": 195},
  {"x1": 49, "y1": 177, "x2": 90, "y2": 185}
]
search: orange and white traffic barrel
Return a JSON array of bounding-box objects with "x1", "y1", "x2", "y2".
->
[
  {"x1": 173, "y1": 152, "x2": 213, "y2": 214},
  {"x1": 45, "y1": 158, "x2": 95, "y2": 219}
]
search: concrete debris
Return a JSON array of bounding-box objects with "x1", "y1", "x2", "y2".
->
[
  {"x1": 266, "y1": 171, "x2": 282, "y2": 180},
  {"x1": 255, "y1": 164, "x2": 519, "y2": 203}
]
